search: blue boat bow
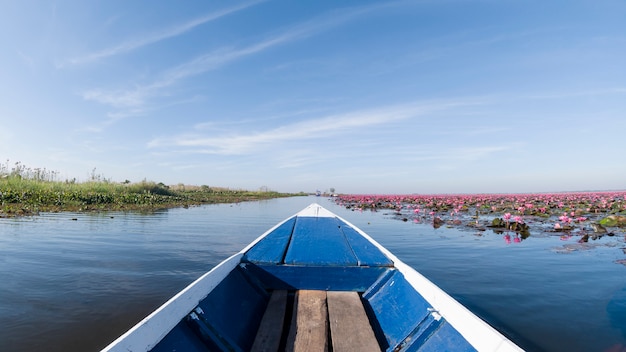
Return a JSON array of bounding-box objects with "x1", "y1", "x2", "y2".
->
[{"x1": 102, "y1": 203, "x2": 522, "y2": 352}]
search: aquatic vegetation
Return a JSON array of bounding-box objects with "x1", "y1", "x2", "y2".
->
[
  {"x1": 598, "y1": 215, "x2": 626, "y2": 227},
  {"x1": 334, "y1": 191, "x2": 626, "y2": 250},
  {"x1": 0, "y1": 161, "x2": 299, "y2": 216},
  {"x1": 336, "y1": 191, "x2": 626, "y2": 264}
]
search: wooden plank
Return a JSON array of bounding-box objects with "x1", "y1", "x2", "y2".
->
[
  {"x1": 327, "y1": 291, "x2": 381, "y2": 352},
  {"x1": 251, "y1": 290, "x2": 289, "y2": 352},
  {"x1": 286, "y1": 290, "x2": 328, "y2": 352}
]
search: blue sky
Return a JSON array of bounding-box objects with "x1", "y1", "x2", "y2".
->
[{"x1": 1, "y1": 0, "x2": 625, "y2": 194}]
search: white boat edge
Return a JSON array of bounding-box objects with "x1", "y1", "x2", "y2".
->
[{"x1": 101, "y1": 203, "x2": 523, "y2": 352}]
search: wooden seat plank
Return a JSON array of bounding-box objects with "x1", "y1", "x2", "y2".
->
[
  {"x1": 286, "y1": 290, "x2": 328, "y2": 352},
  {"x1": 327, "y1": 291, "x2": 380, "y2": 352},
  {"x1": 251, "y1": 290, "x2": 289, "y2": 352}
]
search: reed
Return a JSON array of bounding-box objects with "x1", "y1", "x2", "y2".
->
[{"x1": 0, "y1": 162, "x2": 299, "y2": 216}]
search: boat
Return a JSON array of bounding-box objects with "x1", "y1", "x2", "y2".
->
[{"x1": 102, "y1": 203, "x2": 522, "y2": 352}]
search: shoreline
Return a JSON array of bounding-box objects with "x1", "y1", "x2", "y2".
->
[
  {"x1": 0, "y1": 180, "x2": 305, "y2": 218},
  {"x1": 0, "y1": 196, "x2": 291, "y2": 217}
]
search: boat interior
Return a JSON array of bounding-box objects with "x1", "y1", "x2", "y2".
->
[{"x1": 151, "y1": 216, "x2": 477, "y2": 352}]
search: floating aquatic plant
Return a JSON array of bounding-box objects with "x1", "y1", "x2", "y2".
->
[{"x1": 335, "y1": 191, "x2": 626, "y2": 246}]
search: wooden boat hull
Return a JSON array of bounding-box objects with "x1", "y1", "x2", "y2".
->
[{"x1": 102, "y1": 203, "x2": 522, "y2": 351}]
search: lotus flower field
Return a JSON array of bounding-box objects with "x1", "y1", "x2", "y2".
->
[{"x1": 334, "y1": 191, "x2": 626, "y2": 261}]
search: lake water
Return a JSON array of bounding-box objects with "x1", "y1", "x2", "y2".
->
[{"x1": 1, "y1": 196, "x2": 625, "y2": 351}]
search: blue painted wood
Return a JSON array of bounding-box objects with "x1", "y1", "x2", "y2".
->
[
  {"x1": 362, "y1": 270, "x2": 477, "y2": 352},
  {"x1": 186, "y1": 310, "x2": 239, "y2": 352},
  {"x1": 284, "y1": 217, "x2": 358, "y2": 266},
  {"x1": 362, "y1": 270, "x2": 434, "y2": 351},
  {"x1": 240, "y1": 262, "x2": 392, "y2": 292},
  {"x1": 405, "y1": 321, "x2": 477, "y2": 352},
  {"x1": 191, "y1": 267, "x2": 268, "y2": 351},
  {"x1": 393, "y1": 312, "x2": 442, "y2": 351},
  {"x1": 339, "y1": 223, "x2": 394, "y2": 267},
  {"x1": 151, "y1": 320, "x2": 209, "y2": 352},
  {"x1": 243, "y1": 218, "x2": 295, "y2": 264}
]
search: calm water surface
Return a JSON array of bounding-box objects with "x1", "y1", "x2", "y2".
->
[{"x1": 1, "y1": 196, "x2": 625, "y2": 351}]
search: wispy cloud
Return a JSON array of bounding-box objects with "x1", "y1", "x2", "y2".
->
[
  {"x1": 63, "y1": 1, "x2": 263, "y2": 67},
  {"x1": 410, "y1": 145, "x2": 511, "y2": 163},
  {"x1": 76, "y1": 96, "x2": 204, "y2": 134},
  {"x1": 16, "y1": 50, "x2": 35, "y2": 68},
  {"x1": 521, "y1": 87, "x2": 626, "y2": 101},
  {"x1": 81, "y1": 1, "x2": 397, "y2": 114},
  {"x1": 147, "y1": 98, "x2": 482, "y2": 155}
]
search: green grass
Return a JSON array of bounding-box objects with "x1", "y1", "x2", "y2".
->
[{"x1": 0, "y1": 176, "x2": 302, "y2": 216}]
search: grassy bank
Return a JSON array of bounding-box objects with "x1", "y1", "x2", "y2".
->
[{"x1": 0, "y1": 176, "x2": 302, "y2": 217}]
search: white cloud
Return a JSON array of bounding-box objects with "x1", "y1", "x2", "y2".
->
[
  {"x1": 82, "y1": 88, "x2": 145, "y2": 109},
  {"x1": 62, "y1": 1, "x2": 264, "y2": 67},
  {"x1": 81, "y1": 1, "x2": 399, "y2": 115},
  {"x1": 147, "y1": 98, "x2": 482, "y2": 155}
]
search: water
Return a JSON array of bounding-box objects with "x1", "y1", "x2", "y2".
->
[{"x1": 1, "y1": 196, "x2": 624, "y2": 351}]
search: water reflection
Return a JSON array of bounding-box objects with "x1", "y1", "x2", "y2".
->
[{"x1": 608, "y1": 286, "x2": 626, "y2": 340}]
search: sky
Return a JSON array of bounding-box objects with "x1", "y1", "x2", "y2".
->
[{"x1": 1, "y1": 0, "x2": 625, "y2": 194}]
